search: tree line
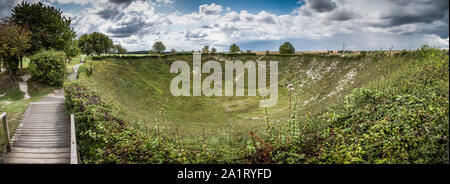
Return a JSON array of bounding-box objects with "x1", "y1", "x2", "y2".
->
[{"x1": 148, "y1": 42, "x2": 296, "y2": 55}]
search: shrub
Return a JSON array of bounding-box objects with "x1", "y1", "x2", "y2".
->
[
  {"x1": 29, "y1": 50, "x2": 66, "y2": 86},
  {"x1": 246, "y1": 47, "x2": 449, "y2": 164},
  {"x1": 279, "y1": 42, "x2": 295, "y2": 54}
]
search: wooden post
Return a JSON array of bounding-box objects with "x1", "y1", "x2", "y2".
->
[
  {"x1": 1, "y1": 112, "x2": 11, "y2": 152},
  {"x1": 70, "y1": 114, "x2": 78, "y2": 164}
]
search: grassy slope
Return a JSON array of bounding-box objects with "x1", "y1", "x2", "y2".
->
[
  {"x1": 253, "y1": 48, "x2": 449, "y2": 164},
  {"x1": 76, "y1": 54, "x2": 411, "y2": 139}
]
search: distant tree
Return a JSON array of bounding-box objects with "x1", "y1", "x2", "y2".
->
[
  {"x1": 11, "y1": 2, "x2": 76, "y2": 55},
  {"x1": 91, "y1": 32, "x2": 113, "y2": 55},
  {"x1": 77, "y1": 34, "x2": 94, "y2": 55},
  {"x1": 0, "y1": 20, "x2": 31, "y2": 82},
  {"x1": 279, "y1": 42, "x2": 295, "y2": 54},
  {"x1": 115, "y1": 44, "x2": 127, "y2": 56},
  {"x1": 266, "y1": 50, "x2": 270, "y2": 55},
  {"x1": 78, "y1": 32, "x2": 114, "y2": 55},
  {"x1": 170, "y1": 49, "x2": 177, "y2": 54},
  {"x1": 152, "y1": 41, "x2": 166, "y2": 54},
  {"x1": 64, "y1": 40, "x2": 80, "y2": 60},
  {"x1": 229, "y1": 44, "x2": 240, "y2": 53},
  {"x1": 246, "y1": 50, "x2": 251, "y2": 53},
  {"x1": 202, "y1": 45, "x2": 209, "y2": 53},
  {"x1": 211, "y1": 47, "x2": 217, "y2": 53}
]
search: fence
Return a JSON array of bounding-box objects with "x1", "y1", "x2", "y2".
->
[{"x1": 0, "y1": 112, "x2": 11, "y2": 153}]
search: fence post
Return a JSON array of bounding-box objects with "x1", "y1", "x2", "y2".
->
[
  {"x1": 70, "y1": 114, "x2": 78, "y2": 164},
  {"x1": 1, "y1": 112, "x2": 11, "y2": 152}
]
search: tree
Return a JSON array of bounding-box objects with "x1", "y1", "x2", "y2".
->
[
  {"x1": 77, "y1": 34, "x2": 94, "y2": 55},
  {"x1": 152, "y1": 41, "x2": 166, "y2": 54},
  {"x1": 202, "y1": 45, "x2": 209, "y2": 53},
  {"x1": 115, "y1": 44, "x2": 127, "y2": 56},
  {"x1": 11, "y1": 2, "x2": 76, "y2": 55},
  {"x1": 170, "y1": 49, "x2": 177, "y2": 54},
  {"x1": 77, "y1": 32, "x2": 114, "y2": 55},
  {"x1": 279, "y1": 42, "x2": 295, "y2": 54},
  {"x1": 64, "y1": 40, "x2": 80, "y2": 60},
  {"x1": 90, "y1": 32, "x2": 113, "y2": 55},
  {"x1": 0, "y1": 20, "x2": 31, "y2": 82},
  {"x1": 229, "y1": 43, "x2": 240, "y2": 53},
  {"x1": 211, "y1": 47, "x2": 217, "y2": 53}
]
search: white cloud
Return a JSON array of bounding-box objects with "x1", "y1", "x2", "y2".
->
[
  {"x1": 199, "y1": 3, "x2": 222, "y2": 15},
  {"x1": 4, "y1": 0, "x2": 447, "y2": 51}
]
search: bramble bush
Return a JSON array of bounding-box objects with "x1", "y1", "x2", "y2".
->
[{"x1": 29, "y1": 50, "x2": 66, "y2": 86}]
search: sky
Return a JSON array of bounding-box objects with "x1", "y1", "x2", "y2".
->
[{"x1": 0, "y1": 0, "x2": 449, "y2": 51}]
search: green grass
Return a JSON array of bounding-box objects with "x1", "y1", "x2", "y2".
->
[
  {"x1": 76, "y1": 54, "x2": 412, "y2": 139},
  {"x1": 66, "y1": 47, "x2": 448, "y2": 163}
]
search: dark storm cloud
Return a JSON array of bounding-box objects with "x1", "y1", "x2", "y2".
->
[
  {"x1": 306, "y1": 0, "x2": 337, "y2": 13},
  {"x1": 379, "y1": 0, "x2": 448, "y2": 27},
  {"x1": 0, "y1": 0, "x2": 16, "y2": 18},
  {"x1": 328, "y1": 9, "x2": 355, "y2": 21},
  {"x1": 107, "y1": 16, "x2": 147, "y2": 38},
  {"x1": 109, "y1": 0, "x2": 136, "y2": 5},
  {"x1": 96, "y1": 7, "x2": 120, "y2": 19}
]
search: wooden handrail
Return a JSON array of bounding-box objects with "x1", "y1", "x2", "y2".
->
[
  {"x1": 1, "y1": 112, "x2": 11, "y2": 152},
  {"x1": 70, "y1": 114, "x2": 78, "y2": 164}
]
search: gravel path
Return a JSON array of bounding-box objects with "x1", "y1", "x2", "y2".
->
[{"x1": 18, "y1": 75, "x2": 32, "y2": 100}]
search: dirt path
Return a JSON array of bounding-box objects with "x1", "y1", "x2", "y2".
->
[
  {"x1": 68, "y1": 63, "x2": 84, "y2": 81},
  {"x1": 18, "y1": 75, "x2": 31, "y2": 100}
]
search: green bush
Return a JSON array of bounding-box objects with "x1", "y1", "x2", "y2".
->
[
  {"x1": 247, "y1": 46, "x2": 449, "y2": 164},
  {"x1": 29, "y1": 50, "x2": 66, "y2": 86}
]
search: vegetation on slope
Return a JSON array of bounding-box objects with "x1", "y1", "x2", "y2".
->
[
  {"x1": 64, "y1": 46, "x2": 448, "y2": 163},
  {"x1": 247, "y1": 46, "x2": 449, "y2": 164}
]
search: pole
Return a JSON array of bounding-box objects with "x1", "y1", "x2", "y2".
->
[{"x1": 1, "y1": 112, "x2": 11, "y2": 152}]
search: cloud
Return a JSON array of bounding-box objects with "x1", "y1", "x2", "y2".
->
[
  {"x1": 184, "y1": 30, "x2": 208, "y2": 39},
  {"x1": 109, "y1": 0, "x2": 135, "y2": 5},
  {"x1": 377, "y1": 0, "x2": 449, "y2": 27},
  {"x1": 199, "y1": 3, "x2": 222, "y2": 15},
  {"x1": 256, "y1": 11, "x2": 277, "y2": 24},
  {"x1": 49, "y1": 0, "x2": 92, "y2": 5},
  {"x1": 2, "y1": 0, "x2": 448, "y2": 51},
  {"x1": 306, "y1": 0, "x2": 337, "y2": 13},
  {"x1": 0, "y1": 0, "x2": 16, "y2": 18},
  {"x1": 327, "y1": 9, "x2": 355, "y2": 21},
  {"x1": 156, "y1": 0, "x2": 174, "y2": 4},
  {"x1": 96, "y1": 7, "x2": 120, "y2": 19}
]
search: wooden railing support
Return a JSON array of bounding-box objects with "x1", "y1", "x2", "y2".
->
[
  {"x1": 70, "y1": 114, "x2": 78, "y2": 164},
  {"x1": 1, "y1": 112, "x2": 11, "y2": 152}
]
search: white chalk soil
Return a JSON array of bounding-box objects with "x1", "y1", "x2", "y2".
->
[{"x1": 18, "y1": 75, "x2": 31, "y2": 100}]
